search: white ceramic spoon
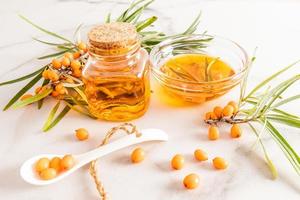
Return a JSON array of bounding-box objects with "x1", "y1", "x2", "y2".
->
[{"x1": 20, "y1": 129, "x2": 168, "y2": 186}]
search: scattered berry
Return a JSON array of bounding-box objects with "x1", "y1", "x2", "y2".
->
[
  {"x1": 40, "y1": 168, "x2": 57, "y2": 180},
  {"x1": 212, "y1": 157, "x2": 228, "y2": 170},
  {"x1": 194, "y1": 149, "x2": 208, "y2": 161},
  {"x1": 35, "y1": 157, "x2": 50, "y2": 173},
  {"x1": 75, "y1": 128, "x2": 89, "y2": 141},
  {"x1": 171, "y1": 154, "x2": 185, "y2": 170},
  {"x1": 183, "y1": 173, "x2": 199, "y2": 189},
  {"x1": 131, "y1": 148, "x2": 145, "y2": 163},
  {"x1": 49, "y1": 157, "x2": 62, "y2": 172},
  {"x1": 60, "y1": 155, "x2": 75, "y2": 170}
]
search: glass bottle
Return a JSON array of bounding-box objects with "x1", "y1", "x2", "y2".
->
[{"x1": 82, "y1": 22, "x2": 150, "y2": 121}]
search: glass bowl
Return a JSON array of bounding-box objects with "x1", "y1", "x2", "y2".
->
[{"x1": 149, "y1": 34, "x2": 249, "y2": 103}]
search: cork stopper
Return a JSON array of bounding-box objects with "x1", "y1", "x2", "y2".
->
[{"x1": 88, "y1": 22, "x2": 139, "y2": 56}]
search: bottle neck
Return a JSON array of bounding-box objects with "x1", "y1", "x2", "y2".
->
[{"x1": 87, "y1": 44, "x2": 142, "y2": 72}]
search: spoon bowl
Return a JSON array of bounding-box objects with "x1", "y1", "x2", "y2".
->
[{"x1": 20, "y1": 128, "x2": 168, "y2": 186}]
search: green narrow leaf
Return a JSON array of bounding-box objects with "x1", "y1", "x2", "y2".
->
[
  {"x1": 42, "y1": 101, "x2": 61, "y2": 131},
  {"x1": 271, "y1": 94, "x2": 300, "y2": 109},
  {"x1": 12, "y1": 88, "x2": 53, "y2": 109},
  {"x1": 261, "y1": 75, "x2": 300, "y2": 114},
  {"x1": 3, "y1": 71, "x2": 43, "y2": 110},
  {"x1": 32, "y1": 37, "x2": 71, "y2": 47},
  {"x1": 0, "y1": 66, "x2": 45, "y2": 86},
  {"x1": 266, "y1": 114, "x2": 300, "y2": 128},
  {"x1": 37, "y1": 79, "x2": 50, "y2": 109},
  {"x1": 244, "y1": 60, "x2": 300, "y2": 100},
  {"x1": 264, "y1": 120, "x2": 300, "y2": 175},
  {"x1": 38, "y1": 48, "x2": 74, "y2": 60},
  {"x1": 116, "y1": 0, "x2": 147, "y2": 21},
  {"x1": 43, "y1": 105, "x2": 71, "y2": 132},
  {"x1": 272, "y1": 108, "x2": 300, "y2": 119},
  {"x1": 73, "y1": 87, "x2": 88, "y2": 103},
  {"x1": 183, "y1": 12, "x2": 201, "y2": 35},
  {"x1": 248, "y1": 122, "x2": 278, "y2": 179},
  {"x1": 19, "y1": 14, "x2": 73, "y2": 44},
  {"x1": 136, "y1": 16, "x2": 157, "y2": 32},
  {"x1": 64, "y1": 100, "x2": 96, "y2": 119}
]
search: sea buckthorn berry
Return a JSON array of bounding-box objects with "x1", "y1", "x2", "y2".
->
[
  {"x1": 64, "y1": 52, "x2": 73, "y2": 60},
  {"x1": 72, "y1": 69, "x2": 82, "y2": 78},
  {"x1": 61, "y1": 57, "x2": 71, "y2": 67},
  {"x1": 60, "y1": 155, "x2": 75, "y2": 170},
  {"x1": 183, "y1": 173, "x2": 199, "y2": 189},
  {"x1": 65, "y1": 77, "x2": 74, "y2": 83},
  {"x1": 55, "y1": 83, "x2": 66, "y2": 95},
  {"x1": 40, "y1": 168, "x2": 57, "y2": 180},
  {"x1": 213, "y1": 106, "x2": 223, "y2": 119},
  {"x1": 212, "y1": 157, "x2": 228, "y2": 170},
  {"x1": 50, "y1": 157, "x2": 62, "y2": 172},
  {"x1": 42, "y1": 70, "x2": 49, "y2": 79},
  {"x1": 205, "y1": 112, "x2": 217, "y2": 120},
  {"x1": 228, "y1": 101, "x2": 239, "y2": 114},
  {"x1": 131, "y1": 148, "x2": 145, "y2": 163},
  {"x1": 222, "y1": 105, "x2": 234, "y2": 117},
  {"x1": 194, "y1": 149, "x2": 208, "y2": 161},
  {"x1": 230, "y1": 124, "x2": 242, "y2": 138},
  {"x1": 35, "y1": 157, "x2": 50, "y2": 173},
  {"x1": 171, "y1": 154, "x2": 185, "y2": 170},
  {"x1": 51, "y1": 90, "x2": 60, "y2": 97},
  {"x1": 70, "y1": 60, "x2": 81, "y2": 70},
  {"x1": 47, "y1": 70, "x2": 59, "y2": 82},
  {"x1": 78, "y1": 42, "x2": 87, "y2": 52},
  {"x1": 52, "y1": 59, "x2": 62, "y2": 69},
  {"x1": 20, "y1": 94, "x2": 33, "y2": 101},
  {"x1": 208, "y1": 125, "x2": 219, "y2": 140},
  {"x1": 73, "y1": 51, "x2": 81, "y2": 59},
  {"x1": 75, "y1": 128, "x2": 89, "y2": 141}
]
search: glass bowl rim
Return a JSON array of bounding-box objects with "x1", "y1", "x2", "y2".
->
[{"x1": 149, "y1": 34, "x2": 250, "y2": 85}]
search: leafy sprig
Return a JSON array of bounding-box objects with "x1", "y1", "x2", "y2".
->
[{"x1": 0, "y1": 0, "x2": 206, "y2": 131}]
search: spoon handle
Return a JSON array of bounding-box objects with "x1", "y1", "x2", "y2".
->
[{"x1": 76, "y1": 129, "x2": 168, "y2": 166}]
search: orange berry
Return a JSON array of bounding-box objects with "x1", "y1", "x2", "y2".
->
[
  {"x1": 49, "y1": 157, "x2": 62, "y2": 172},
  {"x1": 20, "y1": 94, "x2": 33, "y2": 101},
  {"x1": 78, "y1": 42, "x2": 87, "y2": 52},
  {"x1": 228, "y1": 101, "x2": 239, "y2": 114},
  {"x1": 73, "y1": 51, "x2": 81, "y2": 59},
  {"x1": 60, "y1": 155, "x2": 75, "y2": 170},
  {"x1": 52, "y1": 59, "x2": 62, "y2": 69},
  {"x1": 64, "y1": 52, "x2": 73, "y2": 60},
  {"x1": 47, "y1": 70, "x2": 59, "y2": 82},
  {"x1": 171, "y1": 154, "x2": 185, "y2": 170},
  {"x1": 194, "y1": 149, "x2": 208, "y2": 161},
  {"x1": 72, "y1": 69, "x2": 82, "y2": 78},
  {"x1": 35, "y1": 157, "x2": 50, "y2": 173},
  {"x1": 51, "y1": 90, "x2": 60, "y2": 97},
  {"x1": 70, "y1": 60, "x2": 81, "y2": 70},
  {"x1": 55, "y1": 83, "x2": 66, "y2": 95},
  {"x1": 183, "y1": 173, "x2": 199, "y2": 189},
  {"x1": 230, "y1": 124, "x2": 242, "y2": 138},
  {"x1": 212, "y1": 157, "x2": 228, "y2": 170},
  {"x1": 208, "y1": 125, "x2": 219, "y2": 140},
  {"x1": 204, "y1": 112, "x2": 217, "y2": 120},
  {"x1": 222, "y1": 105, "x2": 234, "y2": 117},
  {"x1": 61, "y1": 57, "x2": 71, "y2": 67},
  {"x1": 213, "y1": 106, "x2": 223, "y2": 119},
  {"x1": 65, "y1": 77, "x2": 74, "y2": 83},
  {"x1": 131, "y1": 148, "x2": 145, "y2": 163},
  {"x1": 75, "y1": 128, "x2": 89, "y2": 141},
  {"x1": 40, "y1": 168, "x2": 57, "y2": 180},
  {"x1": 42, "y1": 70, "x2": 49, "y2": 79}
]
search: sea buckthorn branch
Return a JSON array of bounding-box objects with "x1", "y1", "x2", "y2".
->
[
  {"x1": 203, "y1": 62, "x2": 300, "y2": 179},
  {"x1": 0, "y1": 0, "x2": 208, "y2": 132}
]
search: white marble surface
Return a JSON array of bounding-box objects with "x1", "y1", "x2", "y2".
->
[{"x1": 0, "y1": 0, "x2": 299, "y2": 199}]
